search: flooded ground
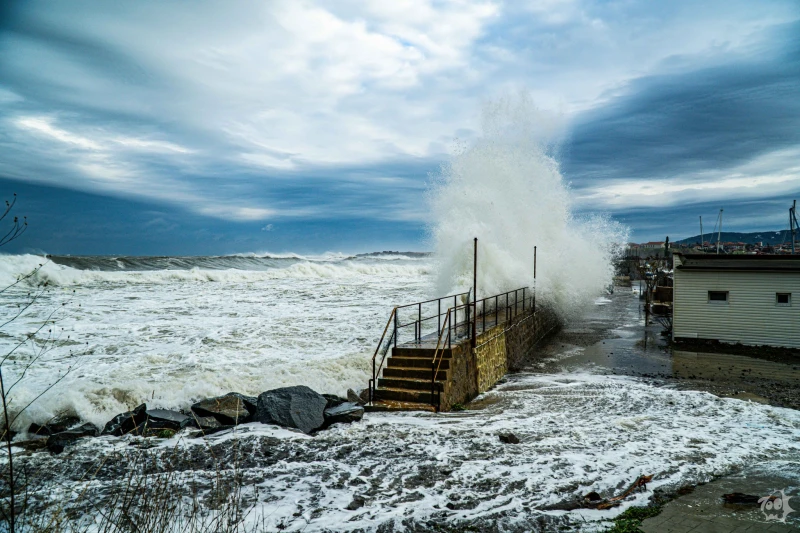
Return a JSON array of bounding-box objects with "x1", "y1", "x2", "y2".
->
[
  {"x1": 539, "y1": 286, "x2": 800, "y2": 411},
  {"x1": 532, "y1": 285, "x2": 800, "y2": 531},
  {"x1": 6, "y1": 285, "x2": 800, "y2": 532}
]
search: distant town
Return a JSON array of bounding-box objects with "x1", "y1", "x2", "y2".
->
[{"x1": 628, "y1": 240, "x2": 797, "y2": 255}]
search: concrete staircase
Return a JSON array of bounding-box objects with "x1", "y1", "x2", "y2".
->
[{"x1": 368, "y1": 346, "x2": 451, "y2": 412}]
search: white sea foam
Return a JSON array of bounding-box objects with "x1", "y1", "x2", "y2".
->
[
  {"x1": 0, "y1": 253, "x2": 432, "y2": 287},
  {"x1": 142, "y1": 373, "x2": 800, "y2": 531},
  {"x1": 428, "y1": 94, "x2": 628, "y2": 318},
  {"x1": 0, "y1": 253, "x2": 434, "y2": 431}
]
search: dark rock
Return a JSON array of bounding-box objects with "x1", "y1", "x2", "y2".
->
[
  {"x1": 188, "y1": 425, "x2": 236, "y2": 438},
  {"x1": 13, "y1": 438, "x2": 48, "y2": 452},
  {"x1": 1, "y1": 428, "x2": 17, "y2": 442},
  {"x1": 256, "y1": 385, "x2": 327, "y2": 434},
  {"x1": 347, "y1": 388, "x2": 366, "y2": 406},
  {"x1": 499, "y1": 432, "x2": 520, "y2": 444},
  {"x1": 584, "y1": 491, "x2": 602, "y2": 502},
  {"x1": 191, "y1": 393, "x2": 256, "y2": 425},
  {"x1": 322, "y1": 394, "x2": 348, "y2": 409},
  {"x1": 47, "y1": 423, "x2": 100, "y2": 454},
  {"x1": 346, "y1": 495, "x2": 365, "y2": 511},
  {"x1": 28, "y1": 414, "x2": 81, "y2": 436},
  {"x1": 191, "y1": 415, "x2": 222, "y2": 430},
  {"x1": 323, "y1": 402, "x2": 364, "y2": 428},
  {"x1": 358, "y1": 388, "x2": 370, "y2": 403},
  {"x1": 102, "y1": 404, "x2": 148, "y2": 436},
  {"x1": 145, "y1": 409, "x2": 193, "y2": 432}
]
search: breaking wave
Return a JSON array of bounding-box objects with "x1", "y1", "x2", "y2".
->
[
  {"x1": 0, "y1": 253, "x2": 432, "y2": 287},
  {"x1": 428, "y1": 93, "x2": 628, "y2": 318}
]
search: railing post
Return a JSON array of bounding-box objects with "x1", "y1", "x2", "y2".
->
[
  {"x1": 394, "y1": 310, "x2": 398, "y2": 347},
  {"x1": 418, "y1": 302, "x2": 422, "y2": 342},
  {"x1": 534, "y1": 246, "x2": 537, "y2": 313},
  {"x1": 472, "y1": 237, "x2": 478, "y2": 348},
  {"x1": 438, "y1": 299, "x2": 441, "y2": 334}
]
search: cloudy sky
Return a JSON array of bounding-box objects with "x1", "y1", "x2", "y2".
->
[{"x1": 1, "y1": 0, "x2": 798, "y2": 254}]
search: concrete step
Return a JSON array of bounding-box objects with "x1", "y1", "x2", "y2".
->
[
  {"x1": 387, "y1": 356, "x2": 450, "y2": 370},
  {"x1": 374, "y1": 387, "x2": 441, "y2": 404},
  {"x1": 378, "y1": 377, "x2": 445, "y2": 391},
  {"x1": 391, "y1": 347, "x2": 451, "y2": 358},
  {"x1": 365, "y1": 400, "x2": 437, "y2": 413},
  {"x1": 383, "y1": 366, "x2": 448, "y2": 380}
]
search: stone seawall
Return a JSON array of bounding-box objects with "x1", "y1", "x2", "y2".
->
[{"x1": 439, "y1": 308, "x2": 561, "y2": 411}]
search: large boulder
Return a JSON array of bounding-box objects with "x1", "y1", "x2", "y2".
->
[
  {"x1": 145, "y1": 409, "x2": 194, "y2": 432},
  {"x1": 47, "y1": 423, "x2": 100, "y2": 454},
  {"x1": 322, "y1": 394, "x2": 348, "y2": 408},
  {"x1": 323, "y1": 402, "x2": 364, "y2": 428},
  {"x1": 347, "y1": 389, "x2": 366, "y2": 406},
  {"x1": 28, "y1": 414, "x2": 81, "y2": 436},
  {"x1": 191, "y1": 414, "x2": 222, "y2": 431},
  {"x1": 191, "y1": 393, "x2": 257, "y2": 425},
  {"x1": 256, "y1": 386, "x2": 327, "y2": 434},
  {"x1": 102, "y1": 404, "x2": 148, "y2": 436}
]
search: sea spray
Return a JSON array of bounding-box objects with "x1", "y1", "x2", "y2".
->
[
  {"x1": 428, "y1": 94, "x2": 628, "y2": 317},
  {"x1": 0, "y1": 253, "x2": 433, "y2": 431}
]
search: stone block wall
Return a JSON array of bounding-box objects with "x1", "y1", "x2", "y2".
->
[{"x1": 439, "y1": 307, "x2": 561, "y2": 410}]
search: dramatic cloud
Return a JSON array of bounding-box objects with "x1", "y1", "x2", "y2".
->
[{"x1": 0, "y1": 0, "x2": 798, "y2": 252}]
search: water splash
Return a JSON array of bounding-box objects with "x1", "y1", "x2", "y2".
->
[{"x1": 428, "y1": 93, "x2": 628, "y2": 318}]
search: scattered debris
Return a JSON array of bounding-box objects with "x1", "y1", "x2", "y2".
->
[
  {"x1": 499, "y1": 432, "x2": 520, "y2": 444},
  {"x1": 723, "y1": 492, "x2": 773, "y2": 506},
  {"x1": 346, "y1": 495, "x2": 366, "y2": 511}
]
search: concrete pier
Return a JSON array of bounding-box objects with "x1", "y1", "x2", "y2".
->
[{"x1": 369, "y1": 305, "x2": 560, "y2": 412}]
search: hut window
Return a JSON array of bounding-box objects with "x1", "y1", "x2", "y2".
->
[
  {"x1": 708, "y1": 291, "x2": 728, "y2": 303},
  {"x1": 776, "y1": 293, "x2": 791, "y2": 306}
]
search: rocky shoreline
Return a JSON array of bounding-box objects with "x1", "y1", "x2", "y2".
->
[{"x1": 9, "y1": 385, "x2": 367, "y2": 455}]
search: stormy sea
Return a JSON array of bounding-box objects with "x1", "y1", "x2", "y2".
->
[
  {"x1": 2, "y1": 253, "x2": 799, "y2": 531},
  {"x1": 2, "y1": 97, "x2": 798, "y2": 531}
]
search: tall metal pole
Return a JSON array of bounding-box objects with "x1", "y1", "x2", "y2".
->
[
  {"x1": 533, "y1": 246, "x2": 537, "y2": 313},
  {"x1": 716, "y1": 209, "x2": 723, "y2": 254},
  {"x1": 471, "y1": 237, "x2": 477, "y2": 348},
  {"x1": 699, "y1": 216, "x2": 703, "y2": 251},
  {"x1": 792, "y1": 200, "x2": 797, "y2": 255}
]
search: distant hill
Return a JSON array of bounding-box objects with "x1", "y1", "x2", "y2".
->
[{"x1": 674, "y1": 230, "x2": 792, "y2": 246}]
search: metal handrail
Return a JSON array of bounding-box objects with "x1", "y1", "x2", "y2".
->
[
  {"x1": 369, "y1": 307, "x2": 396, "y2": 404},
  {"x1": 392, "y1": 290, "x2": 471, "y2": 345},
  {"x1": 370, "y1": 285, "x2": 537, "y2": 407},
  {"x1": 395, "y1": 292, "x2": 469, "y2": 310},
  {"x1": 430, "y1": 307, "x2": 453, "y2": 412}
]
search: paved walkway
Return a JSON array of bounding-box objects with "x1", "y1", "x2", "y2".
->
[{"x1": 641, "y1": 468, "x2": 799, "y2": 533}]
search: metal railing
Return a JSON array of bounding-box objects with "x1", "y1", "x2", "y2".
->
[
  {"x1": 369, "y1": 286, "x2": 537, "y2": 407},
  {"x1": 368, "y1": 307, "x2": 396, "y2": 404},
  {"x1": 393, "y1": 291, "x2": 470, "y2": 346},
  {"x1": 430, "y1": 307, "x2": 453, "y2": 412}
]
